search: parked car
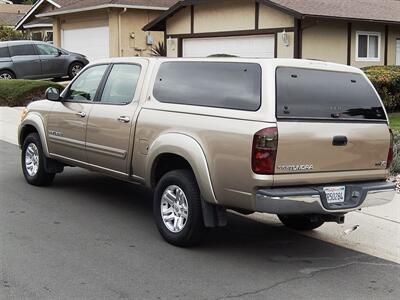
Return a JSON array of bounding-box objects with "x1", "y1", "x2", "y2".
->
[
  {"x1": 0, "y1": 40, "x2": 89, "y2": 80},
  {"x1": 18, "y1": 57, "x2": 396, "y2": 246}
]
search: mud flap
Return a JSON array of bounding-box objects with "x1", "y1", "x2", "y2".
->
[
  {"x1": 201, "y1": 197, "x2": 228, "y2": 228},
  {"x1": 43, "y1": 157, "x2": 64, "y2": 174}
]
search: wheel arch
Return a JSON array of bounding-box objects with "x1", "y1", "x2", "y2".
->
[
  {"x1": 19, "y1": 114, "x2": 50, "y2": 157},
  {"x1": 146, "y1": 133, "x2": 218, "y2": 204},
  {"x1": 0, "y1": 68, "x2": 16, "y2": 78}
]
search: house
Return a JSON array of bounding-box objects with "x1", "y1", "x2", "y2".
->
[
  {"x1": 15, "y1": 0, "x2": 177, "y2": 61},
  {"x1": 15, "y1": 0, "x2": 61, "y2": 43},
  {"x1": 0, "y1": 3, "x2": 30, "y2": 28},
  {"x1": 144, "y1": 0, "x2": 400, "y2": 68}
]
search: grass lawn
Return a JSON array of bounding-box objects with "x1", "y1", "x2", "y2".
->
[
  {"x1": 0, "y1": 79, "x2": 64, "y2": 107},
  {"x1": 389, "y1": 113, "x2": 400, "y2": 132}
]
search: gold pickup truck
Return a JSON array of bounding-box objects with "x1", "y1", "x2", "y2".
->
[{"x1": 18, "y1": 57, "x2": 396, "y2": 246}]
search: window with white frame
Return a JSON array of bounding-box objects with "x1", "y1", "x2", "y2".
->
[{"x1": 356, "y1": 31, "x2": 381, "y2": 61}]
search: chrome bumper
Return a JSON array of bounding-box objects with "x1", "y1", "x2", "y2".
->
[{"x1": 255, "y1": 181, "x2": 395, "y2": 214}]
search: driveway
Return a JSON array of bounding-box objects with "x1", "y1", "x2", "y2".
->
[{"x1": 0, "y1": 140, "x2": 399, "y2": 299}]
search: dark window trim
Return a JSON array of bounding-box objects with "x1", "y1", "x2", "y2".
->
[
  {"x1": 62, "y1": 63, "x2": 110, "y2": 103},
  {"x1": 152, "y1": 61, "x2": 263, "y2": 112},
  {"x1": 94, "y1": 63, "x2": 142, "y2": 106},
  {"x1": 274, "y1": 66, "x2": 386, "y2": 122},
  {"x1": 347, "y1": 22, "x2": 352, "y2": 65}
]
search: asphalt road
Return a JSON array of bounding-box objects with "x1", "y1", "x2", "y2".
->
[{"x1": 1, "y1": 140, "x2": 399, "y2": 300}]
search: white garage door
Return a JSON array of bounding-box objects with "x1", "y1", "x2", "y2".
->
[
  {"x1": 183, "y1": 35, "x2": 275, "y2": 58},
  {"x1": 61, "y1": 26, "x2": 109, "y2": 62}
]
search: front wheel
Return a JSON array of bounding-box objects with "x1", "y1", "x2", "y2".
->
[
  {"x1": 0, "y1": 70, "x2": 15, "y2": 80},
  {"x1": 278, "y1": 214, "x2": 325, "y2": 231},
  {"x1": 153, "y1": 170, "x2": 205, "y2": 246},
  {"x1": 21, "y1": 133, "x2": 55, "y2": 186},
  {"x1": 68, "y1": 62, "x2": 83, "y2": 79}
]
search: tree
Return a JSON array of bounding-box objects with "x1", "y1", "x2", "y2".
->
[{"x1": 0, "y1": 26, "x2": 27, "y2": 41}]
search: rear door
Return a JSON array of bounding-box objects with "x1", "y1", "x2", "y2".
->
[
  {"x1": 85, "y1": 62, "x2": 146, "y2": 174},
  {"x1": 274, "y1": 67, "x2": 390, "y2": 184},
  {"x1": 9, "y1": 43, "x2": 42, "y2": 78}
]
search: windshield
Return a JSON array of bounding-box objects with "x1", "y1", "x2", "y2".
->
[{"x1": 276, "y1": 67, "x2": 386, "y2": 121}]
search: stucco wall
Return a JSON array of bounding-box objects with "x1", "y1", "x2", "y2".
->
[
  {"x1": 302, "y1": 20, "x2": 348, "y2": 64},
  {"x1": 258, "y1": 4, "x2": 294, "y2": 29},
  {"x1": 166, "y1": 6, "x2": 191, "y2": 35},
  {"x1": 387, "y1": 26, "x2": 400, "y2": 65},
  {"x1": 194, "y1": 0, "x2": 255, "y2": 33},
  {"x1": 277, "y1": 31, "x2": 294, "y2": 58},
  {"x1": 350, "y1": 22, "x2": 386, "y2": 68}
]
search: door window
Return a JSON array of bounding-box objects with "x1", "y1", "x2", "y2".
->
[
  {"x1": 100, "y1": 64, "x2": 141, "y2": 105},
  {"x1": 36, "y1": 44, "x2": 59, "y2": 56},
  {"x1": 0, "y1": 46, "x2": 10, "y2": 58},
  {"x1": 64, "y1": 65, "x2": 108, "y2": 102},
  {"x1": 9, "y1": 44, "x2": 36, "y2": 56}
]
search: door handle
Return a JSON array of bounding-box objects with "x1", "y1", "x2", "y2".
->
[
  {"x1": 75, "y1": 111, "x2": 86, "y2": 118},
  {"x1": 332, "y1": 136, "x2": 348, "y2": 146},
  {"x1": 117, "y1": 116, "x2": 130, "y2": 123}
]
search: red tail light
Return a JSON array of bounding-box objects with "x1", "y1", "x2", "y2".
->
[
  {"x1": 252, "y1": 127, "x2": 278, "y2": 174},
  {"x1": 387, "y1": 128, "x2": 394, "y2": 169}
]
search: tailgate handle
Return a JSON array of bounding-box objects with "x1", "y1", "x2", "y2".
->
[{"x1": 332, "y1": 136, "x2": 348, "y2": 146}]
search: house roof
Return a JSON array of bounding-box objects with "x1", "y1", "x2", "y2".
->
[
  {"x1": 143, "y1": 0, "x2": 400, "y2": 31},
  {"x1": 0, "y1": 4, "x2": 31, "y2": 26},
  {"x1": 37, "y1": 0, "x2": 178, "y2": 17},
  {"x1": 15, "y1": 0, "x2": 60, "y2": 30}
]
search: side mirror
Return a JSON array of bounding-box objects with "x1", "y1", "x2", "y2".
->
[
  {"x1": 57, "y1": 50, "x2": 62, "y2": 57},
  {"x1": 45, "y1": 87, "x2": 61, "y2": 101}
]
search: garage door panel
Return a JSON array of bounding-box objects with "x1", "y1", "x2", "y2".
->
[
  {"x1": 183, "y1": 35, "x2": 275, "y2": 58},
  {"x1": 61, "y1": 26, "x2": 109, "y2": 62}
]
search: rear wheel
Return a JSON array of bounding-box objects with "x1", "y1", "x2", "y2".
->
[
  {"x1": 153, "y1": 170, "x2": 205, "y2": 246},
  {"x1": 68, "y1": 62, "x2": 83, "y2": 79},
  {"x1": 0, "y1": 70, "x2": 15, "y2": 80},
  {"x1": 278, "y1": 214, "x2": 325, "y2": 231},
  {"x1": 21, "y1": 133, "x2": 55, "y2": 186}
]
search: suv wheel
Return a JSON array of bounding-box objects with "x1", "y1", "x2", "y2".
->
[
  {"x1": 21, "y1": 133, "x2": 55, "y2": 186},
  {"x1": 278, "y1": 214, "x2": 325, "y2": 231},
  {"x1": 68, "y1": 62, "x2": 83, "y2": 79},
  {"x1": 0, "y1": 70, "x2": 15, "y2": 80},
  {"x1": 153, "y1": 170, "x2": 204, "y2": 246}
]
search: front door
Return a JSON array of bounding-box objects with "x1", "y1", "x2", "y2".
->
[
  {"x1": 396, "y1": 39, "x2": 400, "y2": 66},
  {"x1": 47, "y1": 64, "x2": 109, "y2": 162},
  {"x1": 86, "y1": 63, "x2": 145, "y2": 174},
  {"x1": 35, "y1": 43, "x2": 66, "y2": 78}
]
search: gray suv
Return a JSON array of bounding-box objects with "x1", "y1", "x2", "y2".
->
[{"x1": 0, "y1": 40, "x2": 89, "y2": 80}]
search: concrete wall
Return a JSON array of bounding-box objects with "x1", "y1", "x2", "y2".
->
[{"x1": 302, "y1": 20, "x2": 348, "y2": 64}]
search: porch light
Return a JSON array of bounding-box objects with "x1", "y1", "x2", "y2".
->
[
  {"x1": 281, "y1": 30, "x2": 289, "y2": 47},
  {"x1": 167, "y1": 37, "x2": 176, "y2": 51}
]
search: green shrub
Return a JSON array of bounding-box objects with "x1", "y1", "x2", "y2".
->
[
  {"x1": 0, "y1": 80, "x2": 64, "y2": 107},
  {"x1": 0, "y1": 26, "x2": 27, "y2": 41},
  {"x1": 391, "y1": 131, "x2": 400, "y2": 174},
  {"x1": 363, "y1": 66, "x2": 400, "y2": 113}
]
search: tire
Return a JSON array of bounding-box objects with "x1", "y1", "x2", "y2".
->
[
  {"x1": 278, "y1": 214, "x2": 325, "y2": 231},
  {"x1": 0, "y1": 70, "x2": 15, "y2": 80},
  {"x1": 68, "y1": 62, "x2": 84, "y2": 79},
  {"x1": 21, "y1": 133, "x2": 55, "y2": 186},
  {"x1": 153, "y1": 170, "x2": 205, "y2": 246}
]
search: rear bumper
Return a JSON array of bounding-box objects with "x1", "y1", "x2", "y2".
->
[{"x1": 255, "y1": 181, "x2": 395, "y2": 214}]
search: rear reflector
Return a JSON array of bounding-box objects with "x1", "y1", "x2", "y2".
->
[
  {"x1": 387, "y1": 128, "x2": 394, "y2": 169},
  {"x1": 252, "y1": 127, "x2": 278, "y2": 174}
]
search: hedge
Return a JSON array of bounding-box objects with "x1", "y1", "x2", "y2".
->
[
  {"x1": 363, "y1": 66, "x2": 400, "y2": 113},
  {"x1": 0, "y1": 80, "x2": 64, "y2": 107}
]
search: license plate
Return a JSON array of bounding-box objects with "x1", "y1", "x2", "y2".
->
[{"x1": 324, "y1": 186, "x2": 346, "y2": 204}]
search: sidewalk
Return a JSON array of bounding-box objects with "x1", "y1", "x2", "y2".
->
[{"x1": 0, "y1": 106, "x2": 399, "y2": 263}]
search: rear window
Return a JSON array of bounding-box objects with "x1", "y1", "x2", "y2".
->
[
  {"x1": 276, "y1": 67, "x2": 386, "y2": 121},
  {"x1": 9, "y1": 44, "x2": 36, "y2": 57},
  {"x1": 153, "y1": 61, "x2": 261, "y2": 111},
  {"x1": 0, "y1": 46, "x2": 10, "y2": 58}
]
